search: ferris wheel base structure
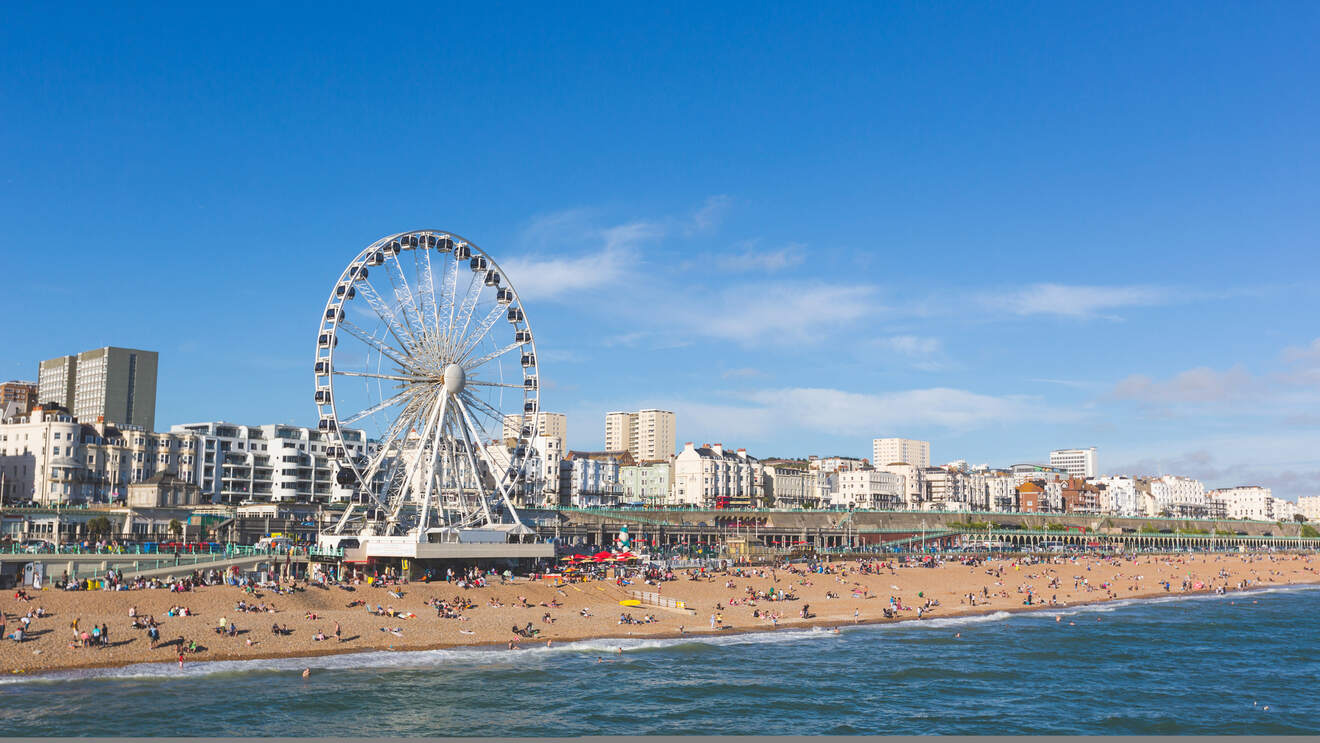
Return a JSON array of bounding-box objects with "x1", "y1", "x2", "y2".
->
[
  {"x1": 322, "y1": 529, "x2": 553, "y2": 563},
  {"x1": 331, "y1": 536, "x2": 554, "y2": 563},
  {"x1": 312, "y1": 229, "x2": 550, "y2": 559}
]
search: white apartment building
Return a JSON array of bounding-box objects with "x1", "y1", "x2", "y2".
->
[
  {"x1": 0, "y1": 405, "x2": 200, "y2": 505},
  {"x1": 530, "y1": 434, "x2": 563, "y2": 506},
  {"x1": 983, "y1": 472, "x2": 1017, "y2": 512},
  {"x1": 36, "y1": 356, "x2": 76, "y2": 410},
  {"x1": 619, "y1": 461, "x2": 672, "y2": 507},
  {"x1": 563, "y1": 452, "x2": 624, "y2": 508},
  {"x1": 923, "y1": 467, "x2": 969, "y2": 509},
  {"x1": 39, "y1": 347, "x2": 159, "y2": 431},
  {"x1": 604, "y1": 409, "x2": 676, "y2": 463},
  {"x1": 1273, "y1": 497, "x2": 1299, "y2": 522},
  {"x1": 1208, "y1": 486, "x2": 1273, "y2": 521},
  {"x1": 170, "y1": 421, "x2": 377, "y2": 504},
  {"x1": 1298, "y1": 495, "x2": 1320, "y2": 522},
  {"x1": 763, "y1": 465, "x2": 810, "y2": 508},
  {"x1": 874, "y1": 462, "x2": 923, "y2": 509},
  {"x1": 872, "y1": 438, "x2": 930, "y2": 468},
  {"x1": 836, "y1": 469, "x2": 905, "y2": 510},
  {"x1": 672, "y1": 442, "x2": 757, "y2": 508},
  {"x1": 809, "y1": 470, "x2": 839, "y2": 506},
  {"x1": 503, "y1": 412, "x2": 567, "y2": 451},
  {"x1": 1149, "y1": 475, "x2": 1209, "y2": 518},
  {"x1": 809, "y1": 456, "x2": 867, "y2": 473},
  {"x1": 963, "y1": 470, "x2": 1006, "y2": 511},
  {"x1": 1049, "y1": 447, "x2": 1098, "y2": 478},
  {"x1": 1090, "y1": 476, "x2": 1143, "y2": 518}
]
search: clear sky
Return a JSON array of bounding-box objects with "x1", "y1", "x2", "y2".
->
[{"x1": 3, "y1": 3, "x2": 1318, "y2": 496}]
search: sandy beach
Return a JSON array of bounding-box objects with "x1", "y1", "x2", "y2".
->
[{"x1": 3, "y1": 553, "x2": 1316, "y2": 676}]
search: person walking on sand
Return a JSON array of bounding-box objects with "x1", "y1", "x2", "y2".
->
[{"x1": 334, "y1": 622, "x2": 342, "y2": 643}]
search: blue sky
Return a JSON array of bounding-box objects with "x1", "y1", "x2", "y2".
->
[{"x1": 3, "y1": 3, "x2": 1319, "y2": 495}]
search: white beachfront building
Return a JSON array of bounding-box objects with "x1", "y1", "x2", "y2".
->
[
  {"x1": 836, "y1": 469, "x2": 905, "y2": 510},
  {"x1": 672, "y1": 442, "x2": 758, "y2": 508},
  {"x1": 1208, "y1": 486, "x2": 1273, "y2": 521},
  {"x1": 1148, "y1": 475, "x2": 1209, "y2": 518},
  {"x1": 1090, "y1": 476, "x2": 1143, "y2": 518}
]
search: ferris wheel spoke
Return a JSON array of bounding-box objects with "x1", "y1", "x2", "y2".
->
[
  {"x1": 454, "y1": 302, "x2": 509, "y2": 361},
  {"x1": 354, "y1": 279, "x2": 417, "y2": 352},
  {"x1": 384, "y1": 252, "x2": 427, "y2": 344},
  {"x1": 333, "y1": 370, "x2": 423, "y2": 383},
  {"x1": 440, "y1": 252, "x2": 461, "y2": 353},
  {"x1": 464, "y1": 341, "x2": 522, "y2": 372},
  {"x1": 460, "y1": 391, "x2": 513, "y2": 432},
  {"x1": 450, "y1": 270, "x2": 483, "y2": 350},
  {"x1": 338, "y1": 388, "x2": 414, "y2": 427},
  {"x1": 455, "y1": 396, "x2": 523, "y2": 526},
  {"x1": 338, "y1": 319, "x2": 415, "y2": 371},
  {"x1": 414, "y1": 247, "x2": 440, "y2": 337},
  {"x1": 467, "y1": 380, "x2": 525, "y2": 389}
]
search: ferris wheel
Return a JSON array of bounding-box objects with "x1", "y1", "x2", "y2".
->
[{"x1": 313, "y1": 230, "x2": 540, "y2": 542}]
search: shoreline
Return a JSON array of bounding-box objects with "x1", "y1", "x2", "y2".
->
[{"x1": 9, "y1": 576, "x2": 1317, "y2": 680}]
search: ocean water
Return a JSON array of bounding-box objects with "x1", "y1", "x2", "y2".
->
[{"x1": 4, "y1": 586, "x2": 1320, "y2": 736}]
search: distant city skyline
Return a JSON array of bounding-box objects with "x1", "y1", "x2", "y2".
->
[{"x1": 2, "y1": 4, "x2": 1318, "y2": 497}]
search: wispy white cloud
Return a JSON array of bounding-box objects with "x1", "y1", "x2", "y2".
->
[
  {"x1": 502, "y1": 211, "x2": 663, "y2": 301},
  {"x1": 993, "y1": 283, "x2": 1169, "y2": 319},
  {"x1": 685, "y1": 194, "x2": 732, "y2": 235},
  {"x1": 500, "y1": 249, "x2": 632, "y2": 301},
  {"x1": 1028, "y1": 378, "x2": 1105, "y2": 390},
  {"x1": 1282, "y1": 338, "x2": 1320, "y2": 364},
  {"x1": 741, "y1": 386, "x2": 1064, "y2": 435},
  {"x1": 1112, "y1": 365, "x2": 1257, "y2": 404},
  {"x1": 876, "y1": 335, "x2": 941, "y2": 357},
  {"x1": 713, "y1": 240, "x2": 804, "y2": 272},
  {"x1": 665, "y1": 281, "x2": 880, "y2": 346}
]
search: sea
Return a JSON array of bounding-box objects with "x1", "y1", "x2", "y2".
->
[{"x1": 4, "y1": 585, "x2": 1320, "y2": 736}]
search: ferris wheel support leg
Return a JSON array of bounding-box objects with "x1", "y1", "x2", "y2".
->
[
  {"x1": 455, "y1": 396, "x2": 524, "y2": 528},
  {"x1": 452, "y1": 399, "x2": 496, "y2": 527},
  {"x1": 332, "y1": 503, "x2": 356, "y2": 535},
  {"x1": 414, "y1": 392, "x2": 450, "y2": 539},
  {"x1": 389, "y1": 392, "x2": 446, "y2": 534}
]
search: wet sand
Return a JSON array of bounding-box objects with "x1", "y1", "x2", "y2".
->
[{"x1": 3, "y1": 553, "x2": 1316, "y2": 675}]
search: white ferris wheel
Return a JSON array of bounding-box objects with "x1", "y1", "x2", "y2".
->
[{"x1": 313, "y1": 230, "x2": 540, "y2": 545}]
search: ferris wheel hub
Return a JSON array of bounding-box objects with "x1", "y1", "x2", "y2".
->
[{"x1": 442, "y1": 362, "x2": 466, "y2": 394}]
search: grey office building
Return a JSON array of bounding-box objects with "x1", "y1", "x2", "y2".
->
[{"x1": 37, "y1": 346, "x2": 158, "y2": 430}]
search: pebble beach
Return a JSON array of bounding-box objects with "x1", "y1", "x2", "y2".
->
[{"x1": 3, "y1": 552, "x2": 1315, "y2": 676}]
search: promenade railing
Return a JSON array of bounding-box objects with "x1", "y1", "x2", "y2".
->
[{"x1": 1, "y1": 543, "x2": 341, "y2": 560}]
